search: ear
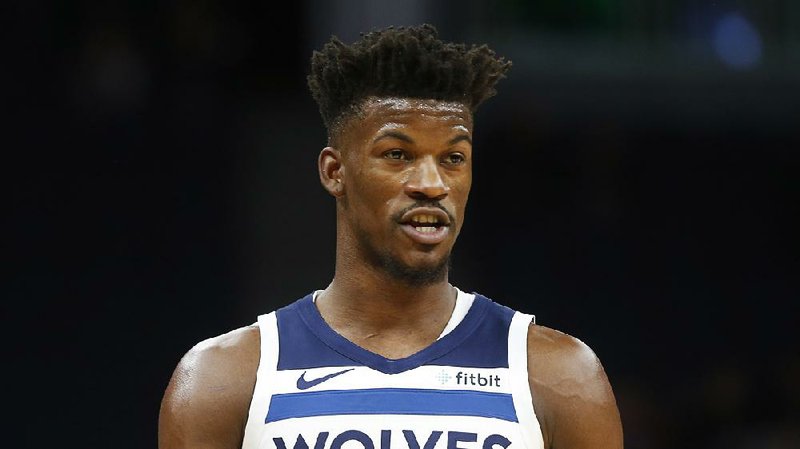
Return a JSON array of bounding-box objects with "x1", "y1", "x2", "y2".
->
[{"x1": 318, "y1": 146, "x2": 345, "y2": 197}]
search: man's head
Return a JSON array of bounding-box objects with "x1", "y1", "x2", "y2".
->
[
  {"x1": 308, "y1": 24, "x2": 512, "y2": 143},
  {"x1": 309, "y1": 24, "x2": 511, "y2": 286}
]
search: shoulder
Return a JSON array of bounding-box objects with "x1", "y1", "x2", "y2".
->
[
  {"x1": 527, "y1": 323, "x2": 608, "y2": 390},
  {"x1": 176, "y1": 324, "x2": 261, "y2": 380},
  {"x1": 526, "y1": 324, "x2": 623, "y2": 449},
  {"x1": 158, "y1": 324, "x2": 261, "y2": 449}
]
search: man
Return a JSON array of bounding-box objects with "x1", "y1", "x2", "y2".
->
[{"x1": 159, "y1": 24, "x2": 623, "y2": 449}]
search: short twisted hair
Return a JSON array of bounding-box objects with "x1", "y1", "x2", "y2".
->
[{"x1": 307, "y1": 24, "x2": 512, "y2": 136}]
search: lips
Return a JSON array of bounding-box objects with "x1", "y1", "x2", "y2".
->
[{"x1": 398, "y1": 207, "x2": 451, "y2": 245}]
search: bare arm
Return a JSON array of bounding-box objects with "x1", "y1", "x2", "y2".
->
[
  {"x1": 528, "y1": 324, "x2": 624, "y2": 449},
  {"x1": 158, "y1": 326, "x2": 260, "y2": 449}
]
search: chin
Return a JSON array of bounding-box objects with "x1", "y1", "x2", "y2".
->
[
  {"x1": 354, "y1": 226, "x2": 452, "y2": 285},
  {"x1": 382, "y1": 252, "x2": 451, "y2": 287}
]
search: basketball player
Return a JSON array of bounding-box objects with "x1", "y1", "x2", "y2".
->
[{"x1": 159, "y1": 24, "x2": 624, "y2": 449}]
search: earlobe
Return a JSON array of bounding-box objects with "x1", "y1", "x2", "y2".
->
[{"x1": 318, "y1": 147, "x2": 345, "y2": 197}]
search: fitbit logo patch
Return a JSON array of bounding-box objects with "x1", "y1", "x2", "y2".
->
[
  {"x1": 434, "y1": 370, "x2": 501, "y2": 388},
  {"x1": 455, "y1": 371, "x2": 500, "y2": 388},
  {"x1": 435, "y1": 370, "x2": 452, "y2": 384}
]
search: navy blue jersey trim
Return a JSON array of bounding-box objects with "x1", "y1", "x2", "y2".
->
[
  {"x1": 265, "y1": 388, "x2": 517, "y2": 423},
  {"x1": 429, "y1": 297, "x2": 514, "y2": 368},
  {"x1": 293, "y1": 294, "x2": 491, "y2": 374},
  {"x1": 276, "y1": 298, "x2": 357, "y2": 370}
]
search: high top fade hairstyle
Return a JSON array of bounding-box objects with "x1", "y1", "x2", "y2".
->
[{"x1": 307, "y1": 23, "x2": 512, "y2": 142}]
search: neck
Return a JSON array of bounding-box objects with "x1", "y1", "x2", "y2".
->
[
  {"x1": 316, "y1": 245, "x2": 457, "y2": 359},
  {"x1": 323, "y1": 254, "x2": 456, "y2": 325}
]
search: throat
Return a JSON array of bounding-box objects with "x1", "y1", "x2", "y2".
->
[
  {"x1": 352, "y1": 331, "x2": 438, "y2": 360},
  {"x1": 314, "y1": 287, "x2": 475, "y2": 360},
  {"x1": 313, "y1": 284, "x2": 464, "y2": 359}
]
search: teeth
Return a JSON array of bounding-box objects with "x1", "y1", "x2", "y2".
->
[
  {"x1": 415, "y1": 226, "x2": 437, "y2": 233},
  {"x1": 411, "y1": 214, "x2": 438, "y2": 224}
]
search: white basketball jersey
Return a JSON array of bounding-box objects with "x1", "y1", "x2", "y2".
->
[{"x1": 241, "y1": 289, "x2": 544, "y2": 449}]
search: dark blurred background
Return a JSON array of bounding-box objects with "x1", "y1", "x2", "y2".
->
[{"x1": 8, "y1": 0, "x2": 799, "y2": 448}]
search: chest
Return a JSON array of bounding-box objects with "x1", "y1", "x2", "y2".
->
[{"x1": 241, "y1": 294, "x2": 544, "y2": 449}]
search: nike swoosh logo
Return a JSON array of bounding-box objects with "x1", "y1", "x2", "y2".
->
[{"x1": 296, "y1": 368, "x2": 355, "y2": 390}]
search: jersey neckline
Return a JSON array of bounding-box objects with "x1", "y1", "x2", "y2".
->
[{"x1": 293, "y1": 292, "x2": 491, "y2": 374}]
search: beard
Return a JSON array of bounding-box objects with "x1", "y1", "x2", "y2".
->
[{"x1": 354, "y1": 226, "x2": 452, "y2": 287}]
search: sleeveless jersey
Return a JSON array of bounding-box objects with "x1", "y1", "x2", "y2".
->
[{"x1": 241, "y1": 290, "x2": 544, "y2": 449}]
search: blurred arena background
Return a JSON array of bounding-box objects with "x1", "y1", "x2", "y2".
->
[{"x1": 9, "y1": 1, "x2": 799, "y2": 448}]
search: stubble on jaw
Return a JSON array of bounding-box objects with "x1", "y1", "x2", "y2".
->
[{"x1": 353, "y1": 224, "x2": 452, "y2": 287}]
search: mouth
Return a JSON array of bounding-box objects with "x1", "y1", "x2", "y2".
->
[{"x1": 398, "y1": 208, "x2": 452, "y2": 245}]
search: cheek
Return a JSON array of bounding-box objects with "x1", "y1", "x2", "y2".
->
[
  {"x1": 349, "y1": 174, "x2": 396, "y2": 215},
  {"x1": 450, "y1": 174, "x2": 472, "y2": 204}
]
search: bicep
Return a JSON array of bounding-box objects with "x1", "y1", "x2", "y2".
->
[
  {"x1": 158, "y1": 334, "x2": 258, "y2": 449},
  {"x1": 547, "y1": 364, "x2": 623, "y2": 449},
  {"x1": 528, "y1": 325, "x2": 623, "y2": 449}
]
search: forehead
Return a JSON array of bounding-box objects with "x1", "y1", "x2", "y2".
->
[{"x1": 340, "y1": 97, "x2": 473, "y2": 142}]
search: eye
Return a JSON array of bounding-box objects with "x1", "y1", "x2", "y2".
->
[
  {"x1": 443, "y1": 152, "x2": 466, "y2": 165},
  {"x1": 383, "y1": 149, "x2": 408, "y2": 160}
]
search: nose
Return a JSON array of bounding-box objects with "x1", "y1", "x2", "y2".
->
[{"x1": 404, "y1": 155, "x2": 449, "y2": 201}]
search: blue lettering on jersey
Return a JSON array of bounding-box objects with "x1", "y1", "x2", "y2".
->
[
  {"x1": 482, "y1": 435, "x2": 511, "y2": 449},
  {"x1": 273, "y1": 432, "x2": 329, "y2": 449},
  {"x1": 448, "y1": 432, "x2": 477, "y2": 449},
  {"x1": 403, "y1": 430, "x2": 442, "y2": 449},
  {"x1": 272, "y1": 430, "x2": 511, "y2": 449},
  {"x1": 331, "y1": 430, "x2": 374, "y2": 449}
]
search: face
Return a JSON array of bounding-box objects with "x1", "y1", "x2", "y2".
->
[{"x1": 327, "y1": 97, "x2": 474, "y2": 285}]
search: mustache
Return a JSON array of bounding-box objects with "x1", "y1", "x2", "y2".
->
[{"x1": 393, "y1": 201, "x2": 456, "y2": 225}]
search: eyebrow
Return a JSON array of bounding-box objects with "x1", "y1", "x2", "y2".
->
[
  {"x1": 373, "y1": 131, "x2": 414, "y2": 144},
  {"x1": 373, "y1": 131, "x2": 472, "y2": 146},
  {"x1": 448, "y1": 135, "x2": 472, "y2": 146}
]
